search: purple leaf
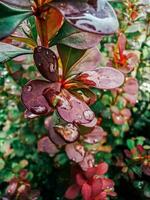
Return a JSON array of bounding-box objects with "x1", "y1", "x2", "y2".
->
[
  {"x1": 34, "y1": 46, "x2": 59, "y2": 82},
  {"x1": 77, "y1": 67, "x2": 124, "y2": 90},
  {"x1": 54, "y1": 123, "x2": 79, "y2": 143},
  {"x1": 70, "y1": 47, "x2": 101, "y2": 75},
  {"x1": 38, "y1": 136, "x2": 59, "y2": 157},
  {"x1": 59, "y1": 31, "x2": 102, "y2": 50},
  {"x1": 79, "y1": 153, "x2": 95, "y2": 171},
  {"x1": 1, "y1": 0, "x2": 31, "y2": 8},
  {"x1": 84, "y1": 126, "x2": 107, "y2": 144},
  {"x1": 57, "y1": 90, "x2": 97, "y2": 127},
  {"x1": 65, "y1": 143, "x2": 85, "y2": 163},
  {"x1": 52, "y1": 0, "x2": 119, "y2": 35},
  {"x1": 21, "y1": 80, "x2": 52, "y2": 115},
  {"x1": 47, "y1": 117, "x2": 66, "y2": 146}
]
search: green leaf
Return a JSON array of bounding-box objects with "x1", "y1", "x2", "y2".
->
[
  {"x1": 57, "y1": 44, "x2": 85, "y2": 77},
  {"x1": 0, "y1": 42, "x2": 32, "y2": 63},
  {"x1": 0, "y1": 2, "x2": 32, "y2": 40},
  {"x1": 127, "y1": 139, "x2": 135, "y2": 150}
]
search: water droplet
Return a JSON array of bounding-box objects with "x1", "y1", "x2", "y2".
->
[
  {"x1": 26, "y1": 85, "x2": 32, "y2": 92},
  {"x1": 83, "y1": 110, "x2": 94, "y2": 121},
  {"x1": 46, "y1": 51, "x2": 49, "y2": 55},
  {"x1": 75, "y1": 145, "x2": 85, "y2": 156},
  {"x1": 49, "y1": 63, "x2": 55, "y2": 72},
  {"x1": 37, "y1": 46, "x2": 42, "y2": 52},
  {"x1": 31, "y1": 106, "x2": 48, "y2": 114}
]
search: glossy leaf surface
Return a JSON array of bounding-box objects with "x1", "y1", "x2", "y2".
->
[
  {"x1": 21, "y1": 80, "x2": 52, "y2": 115},
  {"x1": 77, "y1": 67, "x2": 124, "y2": 90},
  {"x1": 0, "y1": 2, "x2": 32, "y2": 40},
  {"x1": 34, "y1": 46, "x2": 59, "y2": 82},
  {"x1": 51, "y1": 21, "x2": 102, "y2": 49},
  {"x1": 36, "y1": 6, "x2": 64, "y2": 46},
  {"x1": 38, "y1": 136, "x2": 59, "y2": 156},
  {"x1": 0, "y1": 42, "x2": 32, "y2": 63},
  {"x1": 57, "y1": 90, "x2": 97, "y2": 127},
  {"x1": 55, "y1": 124, "x2": 79, "y2": 143},
  {"x1": 1, "y1": 0, "x2": 32, "y2": 8},
  {"x1": 69, "y1": 47, "x2": 101, "y2": 75},
  {"x1": 65, "y1": 143, "x2": 85, "y2": 163},
  {"x1": 52, "y1": 0, "x2": 119, "y2": 35}
]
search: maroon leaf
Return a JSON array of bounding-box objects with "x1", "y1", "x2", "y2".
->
[
  {"x1": 77, "y1": 67, "x2": 124, "y2": 90},
  {"x1": 21, "y1": 80, "x2": 52, "y2": 115},
  {"x1": 65, "y1": 143, "x2": 85, "y2": 163},
  {"x1": 33, "y1": 46, "x2": 59, "y2": 82},
  {"x1": 65, "y1": 184, "x2": 80, "y2": 200},
  {"x1": 81, "y1": 183, "x2": 92, "y2": 200},
  {"x1": 84, "y1": 126, "x2": 107, "y2": 144},
  {"x1": 38, "y1": 136, "x2": 59, "y2": 157},
  {"x1": 43, "y1": 82, "x2": 61, "y2": 107},
  {"x1": 57, "y1": 90, "x2": 97, "y2": 127},
  {"x1": 54, "y1": 123, "x2": 79, "y2": 143},
  {"x1": 53, "y1": 0, "x2": 119, "y2": 35}
]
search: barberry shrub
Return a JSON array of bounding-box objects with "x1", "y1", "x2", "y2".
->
[{"x1": 0, "y1": 0, "x2": 149, "y2": 200}]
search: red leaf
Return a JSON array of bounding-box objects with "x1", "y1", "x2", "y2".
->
[
  {"x1": 118, "y1": 33, "x2": 126, "y2": 59},
  {"x1": 101, "y1": 178, "x2": 115, "y2": 190},
  {"x1": 77, "y1": 67, "x2": 124, "y2": 90},
  {"x1": 21, "y1": 80, "x2": 52, "y2": 115},
  {"x1": 65, "y1": 184, "x2": 80, "y2": 200},
  {"x1": 96, "y1": 162, "x2": 109, "y2": 175},
  {"x1": 81, "y1": 183, "x2": 92, "y2": 200},
  {"x1": 91, "y1": 178, "x2": 103, "y2": 197},
  {"x1": 84, "y1": 167, "x2": 97, "y2": 179},
  {"x1": 76, "y1": 173, "x2": 86, "y2": 187},
  {"x1": 57, "y1": 90, "x2": 97, "y2": 127}
]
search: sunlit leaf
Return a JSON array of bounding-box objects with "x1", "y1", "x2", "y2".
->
[
  {"x1": 0, "y1": 42, "x2": 32, "y2": 63},
  {"x1": 69, "y1": 47, "x2": 101, "y2": 75},
  {"x1": 36, "y1": 6, "x2": 64, "y2": 47},
  {"x1": 0, "y1": 2, "x2": 32, "y2": 40},
  {"x1": 52, "y1": 0, "x2": 119, "y2": 35},
  {"x1": 77, "y1": 67, "x2": 124, "y2": 90}
]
